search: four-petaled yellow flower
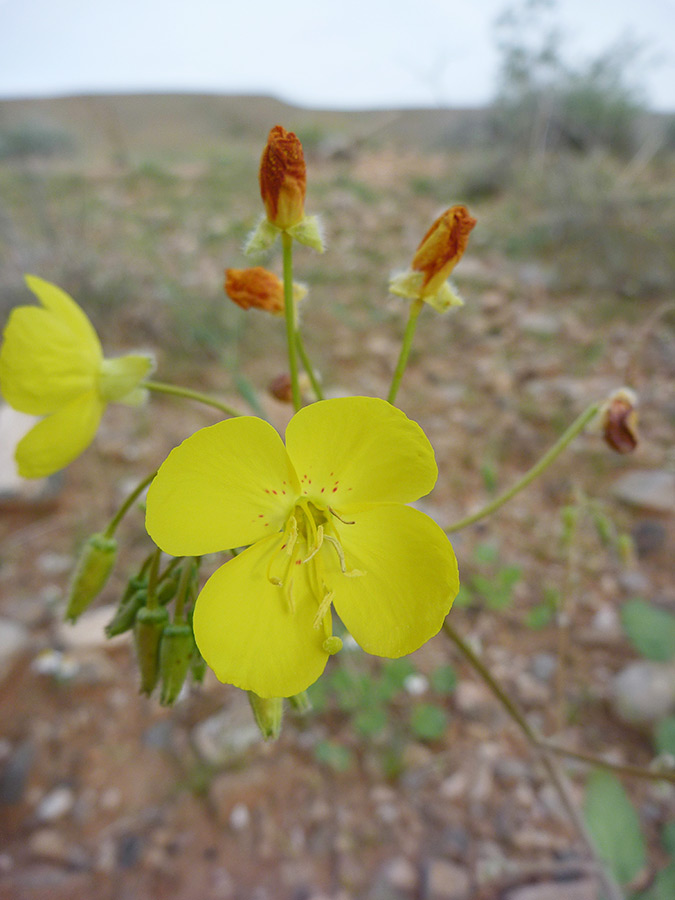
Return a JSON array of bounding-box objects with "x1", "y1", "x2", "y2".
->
[
  {"x1": 389, "y1": 205, "x2": 476, "y2": 312},
  {"x1": 145, "y1": 396, "x2": 459, "y2": 698},
  {"x1": 0, "y1": 276, "x2": 154, "y2": 478}
]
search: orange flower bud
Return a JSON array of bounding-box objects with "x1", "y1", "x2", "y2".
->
[
  {"x1": 268, "y1": 373, "x2": 294, "y2": 403},
  {"x1": 225, "y1": 267, "x2": 284, "y2": 314},
  {"x1": 412, "y1": 205, "x2": 476, "y2": 297},
  {"x1": 602, "y1": 389, "x2": 638, "y2": 454},
  {"x1": 259, "y1": 125, "x2": 306, "y2": 230}
]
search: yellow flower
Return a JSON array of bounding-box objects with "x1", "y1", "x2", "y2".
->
[
  {"x1": 245, "y1": 125, "x2": 324, "y2": 255},
  {"x1": 145, "y1": 397, "x2": 459, "y2": 698},
  {"x1": 389, "y1": 205, "x2": 476, "y2": 312},
  {"x1": 0, "y1": 276, "x2": 154, "y2": 478},
  {"x1": 224, "y1": 267, "x2": 307, "y2": 316}
]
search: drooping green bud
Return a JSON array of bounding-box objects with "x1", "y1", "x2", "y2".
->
[
  {"x1": 105, "y1": 587, "x2": 147, "y2": 638},
  {"x1": 190, "y1": 649, "x2": 207, "y2": 684},
  {"x1": 65, "y1": 533, "x2": 118, "y2": 622},
  {"x1": 133, "y1": 606, "x2": 169, "y2": 695},
  {"x1": 159, "y1": 623, "x2": 195, "y2": 706},
  {"x1": 247, "y1": 692, "x2": 283, "y2": 741},
  {"x1": 288, "y1": 691, "x2": 312, "y2": 715},
  {"x1": 156, "y1": 576, "x2": 179, "y2": 606}
]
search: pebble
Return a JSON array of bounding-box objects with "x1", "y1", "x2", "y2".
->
[
  {"x1": 631, "y1": 520, "x2": 667, "y2": 557},
  {"x1": 381, "y1": 856, "x2": 419, "y2": 893},
  {"x1": 192, "y1": 695, "x2": 263, "y2": 766},
  {"x1": 56, "y1": 604, "x2": 123, "y2": 650},
  {"x1": 0, "y1": 739, "x2": 36, "y2": 805},
  {"x1": 228, "y1": 802, "x2": 250, "y2": 831},
  {"x1": 29, "y1": 828, "x2": 88, "y2": 868},
  {"x1": 611, "y1": 661, "x2": 675, "y2": 725},
  {"x1": 35, "y1": 785, "x2": 75, "y2": 822},
  {"x1": 0, "y1": 618, "x2": 30, "y2": 682},
  {"x1": 530, "y1": 653, "x2": 557, "y2": 684},
  {"x1": 423, "y1": 858, "x2": 471, "y2": 900},
  {"x1": 504, "y1": 880, "x2": 597, "y2": 900},
  {"x1": 588, "y1": 603, "x2": 622, "y2": 641},
  {"x1": 617, "y1": 570, "x2": 651, "y2": 595},
  {"x1": 612, "y1": 470, "x2": 675, "y2": 514}
]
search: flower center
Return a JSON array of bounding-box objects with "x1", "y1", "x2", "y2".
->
[{"x1": 266, "y1": 498, "x2": 363, "y2": 652}]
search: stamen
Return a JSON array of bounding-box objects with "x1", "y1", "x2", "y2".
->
[
  {"x1": 313, "y1": 588, "x2": 334, "y2": 629},
  {"x1": 329, "y1": 507, "x2": 355, "y2": 525},
  {"x1": 323, "y1": 534, "x2": 366, "y2": 577},
  {"x1": 303, "y1": 524, "x2": 324, "y2": 563}
]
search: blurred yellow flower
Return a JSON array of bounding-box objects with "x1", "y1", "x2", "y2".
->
[
  {"x1": 0, "y1": 276, "x2": 154, "y2": 478},
  {"x1": 146, "y1": 396, "x2": 459, "y2": 698}
]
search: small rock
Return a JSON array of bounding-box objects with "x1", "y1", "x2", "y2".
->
[
  {"x1": 520, "y1": 312, "x2": 561, "y2": 337},
  {"x1": 504, "y1": 880, "x2": 597, "y2": 900},
  {"x1": 37, "y1": 552, "x2": 72, "y2": 576},
  {"x1": 612, "y1": 470, "x2": 675, "y2": 514},
  {"x1": 384, "y1": 857, "x2": 418, "y2": 893},
  {"x1": 29, "y1": 828, "x2": 87, "y2": 868},
  {"x1": 589, "y1": 603, "x2": 622, "y2": 640},
  {"x1": 0, "y1": 618, "x2": 30, "y2": 682},
  {"x1": 423, "y1": 858, "x2": 470, "y2": 900},
  {"x1": 611, "y1": 661, "x2": 675, "y2": 725},
  {"x1": 229, "y1": 803, "x2": 250, "y2": 831},
  {"x1": 192, "y1": 695, "x2": 262, "y2": 766},
  {"x1": 494, "y1": 757, "x2": 530, "y2": 786},
  {"x1": 530, "y1": 653, "x2": 557, "y2": 684},
  {"x1": 56, "y1": 604, "x2": 122, "y2": 650},
  {"x1": 404, "y1": 673, "x2": 429, "y2": 696},
  {"x1": 617, "y1": 570, "x2": 651, "y2": 595},
  {"x1": 36, "y1": 786, "x2": 75, "y2": 822},
  {"x1": 0, "y1": 739, "x2": 36, "y2": 805},
  {"x1": 631, "y1": 520, "x2": 667, "y2": 558},
  {"x1": 439, "y1": 772, "x2": 467, "y2": 800},
  {"x1": 116, "y1": 832, "x2": 143, "y2": 869},
  {"x1": 514, "y1": 671, "x2": 549, "y2": 705}
]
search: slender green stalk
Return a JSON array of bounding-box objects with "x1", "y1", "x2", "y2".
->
[
  {"x1": 104, "y1": 470, "x2": 157, "y2": 539},
  {"x1": 145, "y1": 546, "x2": 162, "y2": 611},
  {"x1": 281, "y1": 231, "x2": 301, "y2": 411},
  {"x1": 443, "y1": 621, "x2": 625, "y2": 900},
  {"x1": 541, "y1": 740, "x2": 675, "y2": 785},
  {"x1": 387, "y1": 297, "x2": 424, "y2": 405},
  {"x1": 173, "y1": 558, "x2": 194, "y2": 624},
  {"x1": 145, "y1": 380, "x2": 244, "y2": 419},
  {"x1": 446, "y1": 402, "x2": 601, "y2": 533},
  {"x1": 295, "y1": 330, "x2": 324, "y2": 400}
]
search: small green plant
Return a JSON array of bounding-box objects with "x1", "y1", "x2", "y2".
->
[{"x1": 456, "y1": 542, "x2": 522, "y2": 611}]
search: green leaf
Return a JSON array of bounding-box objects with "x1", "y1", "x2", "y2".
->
[
  {"x1": 410, "y1": 703, "x2": 447, "y2": 742},
  {"x1": 584, "y1": 771, "x2": 646, "y2": 886},
  {"x1": 473, "y1": 542, "x2": 499, "y2": 564},
  {"x1": 662, "y1": 821, "x2": 675, "y2": 856},
  {"x1": 621, "y1": 599, "x2": 675, "y2": 662},
  {"x1": 654, "y1": 716, "x2": 675, "y2": 757},
  {"x1": 314, "y1": 740, "x2": 354, "y2": 772},
  {"x1": 526, "y1": 602, "x2": 555, "y2": 630},
  {"x1": 353, "y1": 705, "x2": 388, "y2": 739},
  {"x1": 380, "y1": 657, "x2": 416, "y2": 697},
  {"x1": 430, "y1": 665, "x2": 458, "y2": 695}
]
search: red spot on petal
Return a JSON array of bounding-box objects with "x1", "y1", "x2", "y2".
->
[
  {"x1": 320, "y1": 487, "x2": 325, "y2": 493},
  {"x1": 295, "y1": 559, "x2": 301, "y2": 565},
  {"x1": 332, "y1": 487, "x2": 338, "y2": 493}
]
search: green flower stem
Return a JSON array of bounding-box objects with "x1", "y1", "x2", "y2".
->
[
  {"x1": 146, "y1": 546, "x2": 162, "y2": 611},
  {"x1": 104, "y1": 470, "x2": 157, "y2": 539},
  {"x1": 387, "y1": 297, "x2": 424, "y2": 405},
  {"x1": 282, "y1": 231, "x2": 302, "y2": 411},
  {"x1": 446, "y1": 402, "x2": 601, "y2": 534},
  {"x1": 172, "y1": 558, "x2": 194, "y2": 624},
  {"x1": 145, "y1": 380, "x2": 244, "y2": 419},
  {"x1": 295, "y1": 330, "x2": 324, "y2": 401},
  {"x1": 443, "y1": 621, "x2": 624, "y2": 900}
]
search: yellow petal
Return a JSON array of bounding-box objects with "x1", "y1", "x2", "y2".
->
[
  {"x1": 24, "y1": 275, "x2": 102, "y2": 352},
  {"x1": 146, "y1": 417, "x2": 301, "y2": 557},
  {"x1": 327, "y1": 503, "x2": 458, "y2": 657},
  {"x1": 285, "y1": 397, "x2": 438, "y2": 507},
  {"x1": 0, "y1": 305, "x2": 100, "y2": 415},
  {"x1": 15, "y1": 389, "x2": 105, "y2": 478},
  {"x1": 193, "y1": 534, "x2": 329, "y2": 698}
]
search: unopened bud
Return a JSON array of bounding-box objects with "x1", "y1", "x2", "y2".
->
[
  {"x1": 601, "y1": 388, "x2": 638, "y2": 454},
  {"x1": 247, "y1": 692, "x2": 283, "y2": 741},
  {"x1": 134, "y1": 606, "x2": 169, "y2": 695},
  {"x1": 159, "y1": 623, "x2": 195, "y2": 706},
  {"x1": 105, "y1": 587, "x2": 147, "y2": 637},
  {"x1": 65, "y1": 533, "x2": 117, "y2": 622},
  {"x1": 259, "y1": 125, "x2": 306, "y2": 230}
]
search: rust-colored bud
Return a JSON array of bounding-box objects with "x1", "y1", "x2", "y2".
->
[
  {"x1": 268, "y1": 373, "x2": 294, "y2": 403},
  {"x1": 602, "y1": 388, "x2": 638, "y2": 454},
  {"x1": 412, "y1": 205, "x2": 477, "y2": 297},
  {"x1": 259, "y1": 125, "x2": 306, "y2": 229},
  {"x1": 226, "y1": 267, "x2": 285, "y2": 314}
]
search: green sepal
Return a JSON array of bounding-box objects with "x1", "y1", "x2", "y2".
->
[
  {"x1": 288, "y1": 691, "x2": 312, "y2": 715},
  {"x1": 247, "y1": 692, "x2": 283, "y2": 741},
  {"x1": 190, "y1": 648, "x2": 207, "y2": 684},
  {"x1": 133, "y1": 605, "x2": 169, "y2": 695},
  {"x1": 65, "y1": 533, "x2": 118, "y2": 622},
  {"x1": 105, "y1": 587, "x2": 147, "y2": 638},
  {"x1": 159, "y1": 623, "x2": 195, "y2": 706}
]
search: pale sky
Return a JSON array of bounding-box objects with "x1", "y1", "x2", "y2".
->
[{"x1": 1, "y1": 0, "x2": 674, "y2": 110}]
